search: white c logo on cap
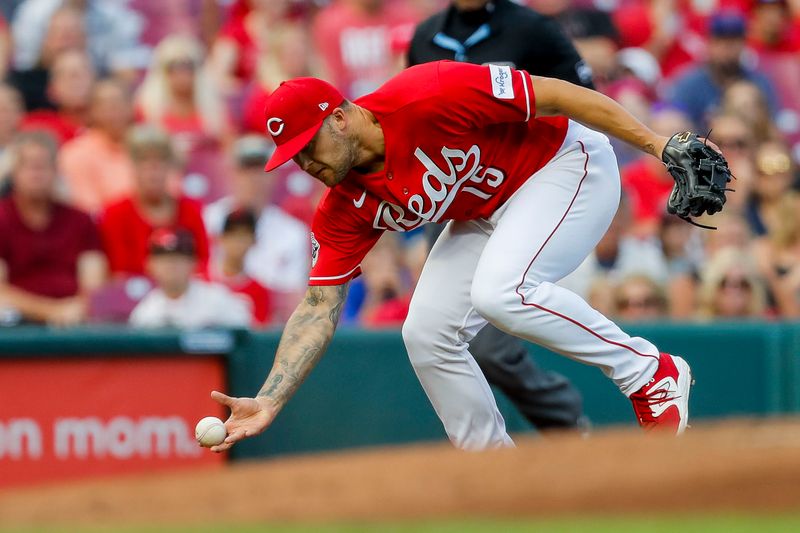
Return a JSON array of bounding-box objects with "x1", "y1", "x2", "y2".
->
[{"x1": 267, "y1": 117, "x2": 285, "y2": 136}]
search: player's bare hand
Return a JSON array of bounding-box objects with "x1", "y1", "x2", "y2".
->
[
  {"x1": 209, "y1": 391, "x2": 277, "y2": 453},
  {"x1": 699, "y1": 137, "x2": 723, "y2": 157}
]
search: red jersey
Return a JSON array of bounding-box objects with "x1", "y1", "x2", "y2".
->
[
  {"x1": 99, "y1": 196, "x2": 210, "y2": 276},
  {"x1": 308, "y1": 61, "x2": 568, "y2": 286},
  {"x1": 0, "y1": 197, "x2": 101, "y2": 298},
  {"x1": 21, "y1": 110, "x2": 82, "y2": 145},
  {"x1": 622, "y1": 158, "x2": 674, "y2": 224},
  {"x1": 211, "y1": 272, "x2": 272, "y2": 327}
]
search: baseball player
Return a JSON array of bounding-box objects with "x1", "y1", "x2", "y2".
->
[
  {"x1": 407, "y1": 0, "x2": 595, "y2": 432},
  {"x1": 210, "y1": 60, "x2": 721, "y2": 451}
]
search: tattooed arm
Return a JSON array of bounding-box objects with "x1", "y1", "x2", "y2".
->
[
  {"x1": 209, "y1": 283, "x2": 348, "y2": 452},
  {"x1": 531, "y1": 75, "x2": 669, "y2": 158}
]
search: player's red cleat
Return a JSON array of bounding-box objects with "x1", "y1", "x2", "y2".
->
[{"x1": 630, "y1": 353, "x2": 692, "y2": 434}]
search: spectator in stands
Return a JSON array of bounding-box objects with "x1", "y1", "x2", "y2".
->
[
  {"x1": 0, "y1": 84, "x2": 23, "y2": 185},
  {"x1": 11, "y1": 0, "x2": 148, "y2": 77},
  {"x1": 203, "y1": 135, "x2": 309, "y2": 319},
  {"x1": 749, "y1": 0, "x2": 800, "y2": 53},
  {"x1": 136, "y1": 34, "x2": 232, "y2": 154},
  {"x1": 707, "y1": 112, "x2": 758, "y2": 214},
  {"x1": 612, "y1": 0, "x2": 705, "y2": 78},
  {"x1": 754, "y1": 193, "x2": 800, "y2": 317},
  {"x1": 745, "y1": 141, "x2": 797, "y2": 237},
  {"x1": 668, "y1": 10, "x2": 779, "y2": 130},
  {"x1": 21, "y1": 49, "x2": 94, "y2": 145},
  {"x1": 240, "y1": 23, "x2": 321, "y2": 134},
  {"x1": 613, "y1": 274, "x2": 668, "y2": 322},
  {"x1": 129, "y1": 227, "x2": 249, "y2": 328},
  {"x1": 0, "y1": 131, "x2": 107, "y2": 326},
  {"x1": 136, "y1": 34, "x2": 232, "y2": 204},
  {"x1": 313, "y1": 0, "x2": 420, "y2": 98},
  {"x1": 704, "y1": 212, "x2": 754, "y2": 259},
  {"x1": 128, "y1": 0, "x2": 222, "y2": 49},
  {"x1": 210, "y1": 0, "x2": 293, "y2": 92},
  {"x1": 100, "y1": 125, "x2": 209, "y2": 277},
  {"x1": 697, "y1": 247, "x2": 768, "y2": 319},
  {"x1": 557, "y1": 8, "x2": 619, "y2": 91},
  {"x1": 658, "y1": 212, "x2": 703, "y2": 319},
  {"x1": 721, "y1": 80, "x2": 782, "y2": 145},
  {"x1": 209, "y1": 208, "x2": 272, "y2": 328},
  {"x1": 356, "y1": 233, "x2": 411, "y2": 327},
  {"x1": 59, "y1": 79, "x2": 135, "y2": 214},
  {"x1": 6, "y1": 5, "x2": 86, "y2": 112}
]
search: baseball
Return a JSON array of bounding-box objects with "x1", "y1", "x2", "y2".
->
[{"x1": 195, "y1": 416, "x2": 227, "y2": 447}]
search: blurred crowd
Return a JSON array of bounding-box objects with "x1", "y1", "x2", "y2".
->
[{"x1": 0, "y1": 0, "x2": 798, "y2": 329}]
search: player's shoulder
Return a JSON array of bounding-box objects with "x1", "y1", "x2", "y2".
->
[{"x1": 356, "y1": 62, "x2": 443, "y2": 117}]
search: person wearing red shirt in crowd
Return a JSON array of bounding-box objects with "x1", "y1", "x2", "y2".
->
[
  {"x1": 240, "y1": 22, "x2": 321, "y2": 134},
  {"x1": 209, "y1": 209, "x2": 273, "y2": 328},
  {"x1": 22, "y1": 50, "x2": 95, "y2": 145},
  {"x1": 210, "y1": 0, "x2": 294, "y2": 92},
  {"x1": 209, "y1": 61, "x2": 709, "y2": 452},
  {"x1": 611, "y1": 0, "x2": 708, "y2": 79},
  {"x1": 358, "y1": 233, "x2": 411, "y2": 328},
  {"x1": 313, "y1": 0, "x2": 421, "y2": 98},
  {"x1": 0, "y1": 131, "x2": 107, "y2": 326},
  {"x1": 99, "y1": 125, "x2": 209, "y2": 277},
  {"x1": 748, "y1": 0, "x2": 800, "y2": 52}
]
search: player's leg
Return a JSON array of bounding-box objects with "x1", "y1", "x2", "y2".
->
[
  {"x1": 424, "y1": 223, "x2": 585, "y2": 431},
  {"x1": 471, "y1": 123, "x2": 662, "y2": 397},
  {"x1": 468, "y1": 324, "x2": 585, "y2": 430},
  {"x1": 403, "y1": 219, "x2": 514, "y2": 450}
]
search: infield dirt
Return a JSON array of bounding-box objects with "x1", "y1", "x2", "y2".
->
[{"x1": 2, "y1": 419, "x2": 800, "y2": 527}]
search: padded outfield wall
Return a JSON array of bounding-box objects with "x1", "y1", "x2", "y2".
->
[{"x1": 0, "y1": 323, "x2": 797, "y2": 475}]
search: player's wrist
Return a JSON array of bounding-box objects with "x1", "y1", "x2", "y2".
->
[{"x1": 255, "y1": 394, "x2": 281, "y2": 414}]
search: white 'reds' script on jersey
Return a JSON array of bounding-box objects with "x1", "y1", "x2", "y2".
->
[{"x1": 372, "y1": 144, "x2": 505, "y2": 231}]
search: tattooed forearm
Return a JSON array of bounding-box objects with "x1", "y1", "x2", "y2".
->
[{"x1": 256, "y1": 283, "x2": 349, "y2": 409}]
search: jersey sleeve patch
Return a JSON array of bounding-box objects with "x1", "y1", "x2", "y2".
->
[{"x1": 489, "y1": 64, "x2": 514, "y2": 100}]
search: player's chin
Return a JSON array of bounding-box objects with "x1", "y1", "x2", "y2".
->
[{"x1": 319, "y1": 170, "x2": 346, "y2": 187}]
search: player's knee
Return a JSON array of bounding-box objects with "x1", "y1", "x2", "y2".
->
[
  {"x1": 402, "y1": 302, "x2": 433, "y2": 355},
  {"x1": 472, "y1": 274, "x2": 546, "y2": 329},
  {"x1": 470, "y1": 276, "x2": 512, "y2": 325}
]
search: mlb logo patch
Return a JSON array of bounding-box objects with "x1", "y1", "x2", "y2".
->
[{"x1": 489, "y1": 64, "x2": 514, "y2": 100}]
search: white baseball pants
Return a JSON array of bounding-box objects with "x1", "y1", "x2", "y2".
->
[{"x1": 402, "y1": 121, "x2": 660, "y2": 450}]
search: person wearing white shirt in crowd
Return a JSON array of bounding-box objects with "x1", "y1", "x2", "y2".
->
[
  {"x1": 130, "y1": 227, "x2": 250, "y2": 329},
  {"x1": 203, "y1": 135, "x2": 309, "y2": 319},
  {"x1": 11, "y1": 0, "x2": 148, "y2": 75}
]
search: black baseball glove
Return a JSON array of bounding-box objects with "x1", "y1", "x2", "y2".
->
[{"x1": 662, "y1": 131, "x2": 733, "y2": 229}]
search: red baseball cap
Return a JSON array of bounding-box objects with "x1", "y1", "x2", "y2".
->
[{"x1": 263, "y1": 77, "x2": 345, "y2": 172}]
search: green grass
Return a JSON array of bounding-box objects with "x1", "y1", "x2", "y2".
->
[{"x1": 5, "y1": 514, "x2": 800, "y2": 533}]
